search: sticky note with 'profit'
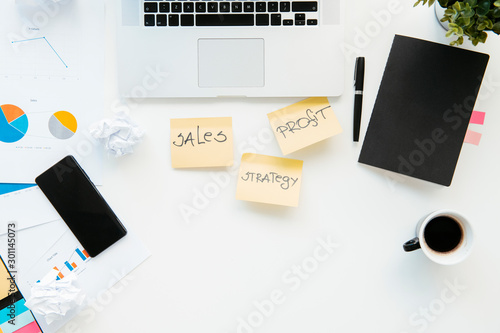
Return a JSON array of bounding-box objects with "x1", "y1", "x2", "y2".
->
[{"x1": 267, "y1": 97, "x2": 342, "y2": 155}]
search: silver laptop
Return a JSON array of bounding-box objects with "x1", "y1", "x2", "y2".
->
[{"x1": 117, "y1": 0, "x2": 344, "y2": 98}]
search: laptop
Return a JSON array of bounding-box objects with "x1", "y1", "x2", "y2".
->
[{"x1": 117, "y1": 0, "x2": 344, "y2": 98}]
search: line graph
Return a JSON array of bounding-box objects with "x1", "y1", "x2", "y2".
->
[
  {"x1": 0, "y1": 30, "x2": 80, "y2": 79},
  {"x1": 12, "y1": 37, "x2": 68, "y2": 68}
]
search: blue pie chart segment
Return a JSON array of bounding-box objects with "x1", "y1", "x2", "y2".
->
[{"x1": 0, "y1": 104, "x2": 29, "y2": 143}]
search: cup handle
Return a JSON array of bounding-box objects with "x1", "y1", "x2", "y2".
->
[{"x1": 403, "y1": 237, "x2": 421, "y2": 252}]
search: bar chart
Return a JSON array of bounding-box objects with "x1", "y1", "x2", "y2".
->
[{"x1": 27, "y1": 231, "x2": 92, "y2": 286}]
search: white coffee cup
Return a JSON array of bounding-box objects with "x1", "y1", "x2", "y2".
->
[{"x1": 403, "y1": 209, "x2": 474, "y2": 265}]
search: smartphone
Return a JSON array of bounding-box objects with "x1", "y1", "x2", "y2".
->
[{"x1": 35, "y1": 155, "x2": 127, "y2": 257}]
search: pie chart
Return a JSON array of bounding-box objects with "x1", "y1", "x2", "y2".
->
[
  {"x1": 49, "y1": 111, "x2": 77, "y2": 139},
  {"x1": 0, "y1": 104, "x2": 29, "y2": 143}
]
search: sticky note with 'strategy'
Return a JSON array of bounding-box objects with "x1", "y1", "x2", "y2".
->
[
  {"x1": 170, "y1": 117, "x2": 233, "y2": 168},
  {"x1": 236, "y1": 153, "x2": 303, "y2": 207},
  {"x1": 267, "y1": 97, "x2": 342, "y2": 155}
]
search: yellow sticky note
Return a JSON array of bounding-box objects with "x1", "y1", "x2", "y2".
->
[
  {"x1": 267, "y1": 97, "x2": 342, "y2": 155},
  {"x1": 0, "y1": 260, "x2": 16, "y2": 300},
  {"x1": 170, "y1": 117, "x2": 233, "y2": 168},
  {"x1": 236, "y1": 153, "x2": 303, "y2": 207}
]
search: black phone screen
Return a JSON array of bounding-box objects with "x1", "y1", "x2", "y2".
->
[{"x1": 35, "y1": 155, "x2": 127, "y2": 257}]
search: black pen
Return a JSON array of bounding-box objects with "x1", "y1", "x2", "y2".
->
[{"x1": 353, "y1": 57, "x2": 365, "y2": 142}]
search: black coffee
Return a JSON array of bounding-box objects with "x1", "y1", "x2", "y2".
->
[{"x1": 424, "y1": 216, "x2": 463, "y2": 253}]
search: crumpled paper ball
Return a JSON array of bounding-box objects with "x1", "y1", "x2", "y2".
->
[
  {"x1": 89, "y1": 112, "x2": 144, "y2": 157},
  {"x1": 25, "y1": 269, "x2": 85, "y2": 324}
]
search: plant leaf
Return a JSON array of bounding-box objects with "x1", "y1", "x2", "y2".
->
[
  {"x1": 452, "y1": 1, "x2": 462, "y2": 11},
  {"x1": 450, "y1": 35, "x2": 465, "y2": 46},
  {"x1": 456, "y1": 16, "x2": 471, "y2": 26},
  {"x1": 413, "y1": 0, "x2": 436, "y2": 6},
  {"x1": 462, "y1": 6, "x2": 475, "y2": 18},
  {"x1": 492, "y1": 21, "x2": 500, "y2": 32},
  {"x1": 465, "y1": 0, "x2": 478, "y2": 5},
  {"x1": 480, "y1": 31, "x2": 488, "y2": 41},
  {"x1": 476, "y1": 0, "x2": 491, "y2": 16}
]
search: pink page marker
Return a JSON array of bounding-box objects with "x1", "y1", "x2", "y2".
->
[
  {"x1": 470, "y1": 111, "x2": 486, "y2": 125},
  {"x1": 464, "y1": 130, "x2": 482, "y2": 145}
]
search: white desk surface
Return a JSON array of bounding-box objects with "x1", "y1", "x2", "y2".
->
[{"x1": 60, "y1": 0, "x2": 500, "y2": 332}]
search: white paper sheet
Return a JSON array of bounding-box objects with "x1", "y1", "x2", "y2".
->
[
  {"x1": 0, "y1": 186, "x2": 61, "y2": 235},
  {"x1": 0, "y1": 0, "x2": 105, "y2": 184},
  {"x1": 0, "y1": 186, "x2": 150, "y2": 333}
]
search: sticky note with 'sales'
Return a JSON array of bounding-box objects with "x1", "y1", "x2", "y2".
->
[
  {"x1": 170, "y1": 117, "x2": 233, "y2": 168},
  {"x1": 267, "y1": 97, "x2": 342, "y2": 155},
  {"x1": 236, "y1": 153, "x2": 303, "y2": 207}
]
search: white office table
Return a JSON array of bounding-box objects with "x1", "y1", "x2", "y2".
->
[{"x1": 56, "y1": 0, "x2": 500, "y2": 332}]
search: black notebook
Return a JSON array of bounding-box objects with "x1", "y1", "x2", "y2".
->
[{"x1": 359, "y1": 35, "x2": 489, "y2": 186}]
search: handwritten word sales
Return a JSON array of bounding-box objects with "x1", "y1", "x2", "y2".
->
[
  {"x1": 275, "y1": 106, "x2": 331, "y2": 138},
  {"x1": 241, "y1": 172, "x2": 299, "y2": 190},
  {"x1": 173, "y1": 126, "x2": 227, "y2": 147}
]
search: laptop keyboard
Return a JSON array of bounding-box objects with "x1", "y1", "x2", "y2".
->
[{"x1": 143, "y1": 1, "x2": 319, "y2": 27}]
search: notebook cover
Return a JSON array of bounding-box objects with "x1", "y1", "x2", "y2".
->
[{"x1": 359, "y1": 35, "x2": 489, "y2": 186}]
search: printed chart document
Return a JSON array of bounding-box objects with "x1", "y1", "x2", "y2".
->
[
  {"x1": 0, "y1": 188, "x2": 150, "y2": 333},
  {"x1": 0, "y1": 186, "x2": 61, "y2": 235},
  {"x1": 0, "y1": 0, "x2": 105, "y2": 183}
]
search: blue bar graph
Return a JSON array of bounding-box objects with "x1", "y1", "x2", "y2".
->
[
  {"x1": 76, "y1": 248, "x2": 88, "y2": 261},
  {"x1": 64, "y1": 261, "x2": 73, "y2": 271}
]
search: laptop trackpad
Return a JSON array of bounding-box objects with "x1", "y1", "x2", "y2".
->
[{"x1": 198, "y1": 39, "x2": 264, "y2": 88}]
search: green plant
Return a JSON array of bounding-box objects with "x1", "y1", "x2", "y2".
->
[{"x1": 414, "y1": 0, "x2": 500, "y2": 45}]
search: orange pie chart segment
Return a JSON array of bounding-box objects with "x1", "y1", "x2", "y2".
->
[
  {"x1": 2, "y1": 104, "x2": 24, "y2": 123},
  {"x1": 2, "y1": 104, "x2": 25, "y2": 123}
]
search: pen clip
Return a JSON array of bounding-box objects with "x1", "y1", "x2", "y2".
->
[{"x1": 353, "y1": 59, "x2": 358, "y2": 86}]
